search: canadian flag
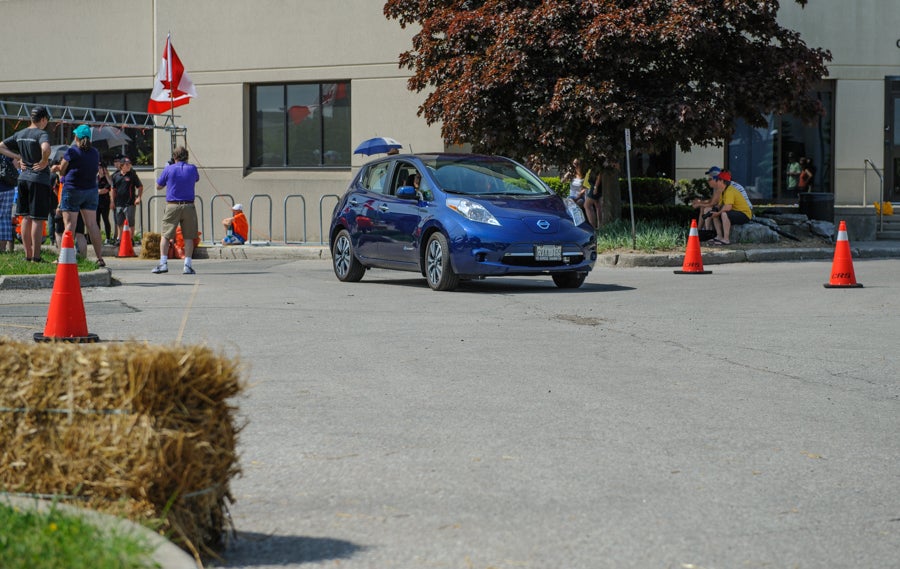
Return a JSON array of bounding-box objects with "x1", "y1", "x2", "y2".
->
[{"x1": 147, "y1": 35, "x2": 197, "y2": 114}]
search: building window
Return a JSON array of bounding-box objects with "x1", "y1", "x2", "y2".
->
[
  {"x1": 728, "y1": 82, "x2": 834, "y2": 202},
  {"x1": 0, "y1": 91, "x2": 153, "y2": 166},
  {"x1": 250, "y1": 82, "x2": 351, "y2": 168}
]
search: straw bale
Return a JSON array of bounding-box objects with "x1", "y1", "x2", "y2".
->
[
  {"x1": 0, "y1": 339, "x2": 245, "y2": 562},
  {"x1": 141, "y1": 232, "x2": 162, "y2": 258}
]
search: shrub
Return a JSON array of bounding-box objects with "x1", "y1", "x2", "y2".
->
[
  {"x1": 618, "y1": 177, "x2": 676, "y2": 205},
  {"x1": 675, "y1": 177, "x2": 712, "y2": 205}
]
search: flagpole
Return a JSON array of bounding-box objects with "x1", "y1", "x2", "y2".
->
[{"x1": 168, "y1": 32, "x2": 177, "y2": 158}]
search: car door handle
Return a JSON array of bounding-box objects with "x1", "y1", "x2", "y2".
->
[{"x1": 378, "y1": 205, "x2": 390, "y2": 212}]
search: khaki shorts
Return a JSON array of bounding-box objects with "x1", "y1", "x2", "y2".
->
[{"x1": 161, "y1": 203, "x2": 198, "y2": 240}]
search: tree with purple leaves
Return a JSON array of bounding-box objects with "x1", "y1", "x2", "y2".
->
[{"x1": 384, "y1": 0, "x2": 831, "y2": 222}]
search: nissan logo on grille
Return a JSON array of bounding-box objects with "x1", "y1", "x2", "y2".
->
[{"x1": 536, "y1": 219, "x2": 551, "y2": 230}]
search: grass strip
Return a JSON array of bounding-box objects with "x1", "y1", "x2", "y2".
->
[
  {"x1": 596, "y1": 219, "x2": 686, "y2": 253},
  {"x1": 0, "y1": 502, "x2": 159, "y2": 569},
  {"x1": 0, "y1": 250, "x2": 101, "y2": 275}
]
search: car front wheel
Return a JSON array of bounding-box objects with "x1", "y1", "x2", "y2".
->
[
  {"x1": 552, "y1": 271, "x2": 587, "y2": 289},
  {"x1": 332, "y1": 229, "x2": 365, "y2": 282},
  {"x1": 425, "y1": 232, "x2": 459, "y2": 291}
]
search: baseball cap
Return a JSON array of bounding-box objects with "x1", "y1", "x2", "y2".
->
[
  {"x1": 716, "y1": 171, "x2": 732, "y2": 182},
  {"x1": 73, "y1": 124, "x2": 92, "y2": 140},
  {"x1": 232, "y1": 203, "x2": 243, "y2": 211},
  {"x1": 704, "y1": 166, "x2": 722, "y2": 178}
]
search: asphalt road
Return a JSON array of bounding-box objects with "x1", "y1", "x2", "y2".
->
[{"x1": 1, "y1": 257, "x2": 897, "y2": 568}]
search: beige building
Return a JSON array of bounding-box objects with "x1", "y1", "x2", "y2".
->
[{"x1": 2, "y1": 0, "x2": 898, "y2": 241}]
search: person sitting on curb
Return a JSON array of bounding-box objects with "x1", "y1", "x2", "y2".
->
[
  {"x1": 691, "y1": 166, "x2": 752, "y2": 232},
  {"x1": 222, "y1": 203, "x2": 248, "y2": 245},
  {"x1": 704, "y1": 170, "x2": 753, "y2": 245}
]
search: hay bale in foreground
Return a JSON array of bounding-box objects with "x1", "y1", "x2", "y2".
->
[
  {"x1": 141, "y1": 232, "x2": 161, "y2": 259},
  {"x1": 0, "y1": 339, "x2": 244, "y2": 561}
]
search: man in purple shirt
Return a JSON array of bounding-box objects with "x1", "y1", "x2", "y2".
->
[{"x1": 153, "y1": 145, "x2": 200, "y2": 274}]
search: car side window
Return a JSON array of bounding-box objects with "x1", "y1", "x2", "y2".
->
[
  {"x1": 390, "y1": 162, "x2": 418, "y2": 196},
  {"x1": 360, "y1": 162, "x2": 391, "y2": 195}
]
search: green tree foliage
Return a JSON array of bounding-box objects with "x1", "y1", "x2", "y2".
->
[{"x1": 384, "y1": 0, "x2": 830, "y2": 221}]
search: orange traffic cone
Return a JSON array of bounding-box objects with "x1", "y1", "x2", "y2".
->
[
  {"x1": 34, "y1": 231, "x2": 100, "y2": 343},
  {"x1": 674, "y1": 219, "x2": 712, "y2": 274},
  {"x1": 117, "y1": 219, "x2": 136, "y2": 257},
  {"x1": 824, "y1": 220, "x2": 863, "y2": 288}
]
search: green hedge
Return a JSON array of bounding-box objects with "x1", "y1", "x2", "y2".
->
[{"x1": 543, "y1": 176, "x2": 679, "y2": 205}]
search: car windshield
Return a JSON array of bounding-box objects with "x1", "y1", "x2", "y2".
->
[{"x1": 421, "y1": 156, "x2": 552, "y2": 197}]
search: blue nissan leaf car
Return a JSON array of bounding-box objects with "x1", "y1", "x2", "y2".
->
[{"x1": 329, "y1": 153, "x2": 597, "y2": 291}]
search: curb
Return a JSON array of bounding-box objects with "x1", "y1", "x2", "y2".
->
[
  {"x1": 1, "y1": 495, "x2": 196, "y2": 569},
  {"x1": 3, "y1": 244, "x2": 898, "y2": 288},
  {"x1": 0, "y1": 268, "x2": 112, "y2": 290}
]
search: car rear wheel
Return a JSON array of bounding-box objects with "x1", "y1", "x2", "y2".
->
[
  {"x1": 552, "y1": 271, "x2": 587, "y2": 289},
  {"x1": 332, "y1": 229, "x2": 365, "y2": 282},
  {"x1": 425, "y1": 232, "x2": 459, "y2": 291}
]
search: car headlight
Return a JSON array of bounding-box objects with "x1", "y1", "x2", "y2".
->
[
  {"x1": 446, "y1": 197, "x2": 500, "y2": 226},
  {"x1": 565, "y1": 198, "x2": 586, "y2": 226}
]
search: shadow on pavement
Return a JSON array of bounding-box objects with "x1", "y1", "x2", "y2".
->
[{"x1": 215, "y1": 532, "x2": 366, "y2": 567}]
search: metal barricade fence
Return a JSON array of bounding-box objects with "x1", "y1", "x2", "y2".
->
[
  {"x1": 209, "y1": 194, "x2": 236, "y2": 244},
  {"x1": 319, "y1": 194, "x2": 340, "y2": 245},
  {"x1": 283, "y1": 195, "x2": 307, "y2": 244},
  {"x1": 248, "y1": 194, "x2": 272, "y2": 245}
]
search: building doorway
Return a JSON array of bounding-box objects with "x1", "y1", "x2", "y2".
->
[{"x1": 885, "y1": 77, "x2": 900, "y2": 201}]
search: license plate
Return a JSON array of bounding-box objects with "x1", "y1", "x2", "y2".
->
[{"x1": 534, "y1": 244, "x2": 562, "y2": 261}]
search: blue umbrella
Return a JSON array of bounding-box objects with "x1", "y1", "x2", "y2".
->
[{"x1": 353, "y1": 137, "x2": 402, "y2": 155}]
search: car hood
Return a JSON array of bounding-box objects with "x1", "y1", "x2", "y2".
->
[
  {"x1": 463, "y1": 194, "x2": 567, "y2": 218},
  {"x1": 458, "y1": 194, "x2": 573, "y2": 235}
]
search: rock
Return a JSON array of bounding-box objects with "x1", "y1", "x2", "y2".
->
[
  {"x1": 806, "y1": 219, "x2": 835, "y2": 242},
  {"x1": 764, "y1": 213, "x2": 809, "y2": 226},
  {"x1": 732, "y1": 223, "x2": 780, "y2": 243}
]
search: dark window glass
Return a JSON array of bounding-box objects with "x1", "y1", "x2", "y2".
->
[
  {"x1": 250, "y1": 81, "x2": 351, "y2": 169},
  {"x1": 728, "y1": 83, "x2": 834, "y2": 202}
]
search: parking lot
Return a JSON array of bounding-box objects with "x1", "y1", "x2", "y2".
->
[{"x1": 1, "y1": 257, "x2": 898, "y2": 568}]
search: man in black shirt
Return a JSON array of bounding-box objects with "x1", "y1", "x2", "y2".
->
[
  {"x1": 0, "y1": 106, "x2": 52, "y2": 261},
  {"x1": 111, "y1": 157, "x2": 143, "y2": 244}
]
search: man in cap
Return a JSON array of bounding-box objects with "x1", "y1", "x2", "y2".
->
[
  {"x1": 152, "y1": 145, "x2": 199, "y2": 274},
  {"x1": 0, "y1": 106, "x2": 52, "y2": 261},
  {"x1": 697, "y1": 170, "x2": 753, "y2": 245},
  {"x1": 221, "y1": 203, "x2": 248, "y2": 245},
  {"x1": 692, "y1": 166, "x2": 752, "y2": 234}
]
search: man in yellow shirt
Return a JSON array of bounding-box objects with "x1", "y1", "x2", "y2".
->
[{"x1": 707, "y1": 170, "x2": 752, "y2": 245}]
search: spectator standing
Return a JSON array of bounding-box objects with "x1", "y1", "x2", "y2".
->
[
  {"x1": 97, "y1": 162, "x2": 113, "y2": 244},
  {"x1": 52, "y1": 125, "x2": 105, "y2": 266},
  {"x1": 798, "y1": 157, "x2": 815, "y2": 192},
  {"x1": 0, "y1": 155, "x2": 20, "y2": 253},
  {"x1": 584, "y1": 170, "x2": 602, "y2": 229},
  {"x1": 561, "y1": 158, "x2": 585, "y2": 206},
  {"x1": 221, "y1": 204, "x2": 248, "y2": 245},
  {"x1": 152, "y1": 145, "x2": 199, "y2": 274},
  {"x1": 111, "y1": 156, "x2": 142, "y2": 245},
  {"x1": 0, "y1": 106, "x2": 53, "y2": 262},
  {"x1": 785, "y1": 152, "x2": 801, "y2": 195}
]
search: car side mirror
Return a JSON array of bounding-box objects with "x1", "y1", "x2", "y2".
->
[{"x1": 396, "y1": 186, "x2": 418, "y2": 200}]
